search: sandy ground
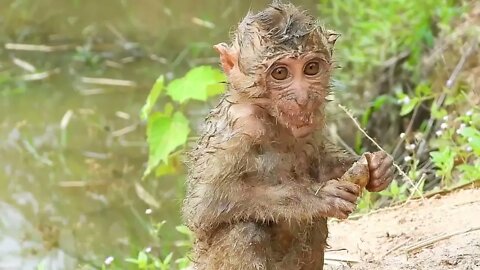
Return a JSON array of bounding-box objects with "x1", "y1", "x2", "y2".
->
[{"x1": 325, "y1": 188, "x2": 480, "y2": 270}]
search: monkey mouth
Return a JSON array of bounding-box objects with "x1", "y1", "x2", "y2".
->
[{"x1": 277, "y1": 110, "x2": 316, "y2": 137}]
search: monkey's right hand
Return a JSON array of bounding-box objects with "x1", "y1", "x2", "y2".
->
[{"x1": 312, "y1": 180, "x2": 361, "y2": 219}]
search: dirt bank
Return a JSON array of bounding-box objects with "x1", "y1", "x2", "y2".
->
[{"x1": 326, "y1": 188, "x2": 480, "y2": 270}]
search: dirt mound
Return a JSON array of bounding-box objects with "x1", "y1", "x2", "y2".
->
[{"x1": 325, "y1": 188, "x2": 480, "y2": 270}]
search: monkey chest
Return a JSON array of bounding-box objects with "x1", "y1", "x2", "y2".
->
[{"x1": 254, "y1": 148, "x2": 317, "y2": 183}]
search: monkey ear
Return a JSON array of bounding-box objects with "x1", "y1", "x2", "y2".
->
[
  {"x1": 214, "y1": 43, "x2": 237, "y2": 74},
  {"x1": 326, "y1": 30, "x2": 340, "y2": 47}
]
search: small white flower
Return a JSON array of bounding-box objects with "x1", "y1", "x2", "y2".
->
[
  {"x1": 104, "y1": 256, "x2": 114, "y2": 265},
  {"x1": 466, "y1": 110, "x2": 473, "y2": 116},
  {"x1": 456, "y1": 124, "x2": 466, "y2": 134},
  {"x1": 440, "y1": 122, "x2": 448, "y2": 130},
  {"x1": 400, "y1": 133, "x2": 406, "y2": 139},
  {"x1": 466, "y1": 146, "x2": 473, "y2": 152},
  {"x1": 436, "y1": 130, "x2": 443, "y2": 137},
  {"x1": 145, "y1": 246, "x2": 152, "y2": 253},
  {"x1": 443, "y1": 115, "x2": 449, "y2": 121},
  {"x1": 405, "y1": 144, "x2": 416, "y2": 151},
  {"x1": 402, "y1": 96, "x2": 410, "y2": 104},
  {"x1": 404, "y1": 156, "x2": 412, "y2": 162},
  {"x1": 145, "y1": 208, "x2": 153, "y2": 215}
]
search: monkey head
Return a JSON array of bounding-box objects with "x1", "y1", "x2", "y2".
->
[{"x1": 215, "y1": 2, "x2": 339, "y2": 138}]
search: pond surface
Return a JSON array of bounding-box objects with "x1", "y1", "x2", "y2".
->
[{"x1": 0, "y1": 0, "x2": 318, "y2": 269}]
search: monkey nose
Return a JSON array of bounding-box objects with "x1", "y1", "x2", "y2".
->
[{"x1": 295, "y1": 93, "x2": 309, "y2": 106}]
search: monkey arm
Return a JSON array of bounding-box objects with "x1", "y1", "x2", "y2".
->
[
  {"x1": 183, "y1": 135, "x2": 358, "y2": 231},
  {"x1": 317, "y1": 136, "x2": 360, "y2": 181}
]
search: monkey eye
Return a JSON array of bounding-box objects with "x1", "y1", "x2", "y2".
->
[
  {"x1": 271, "y1": 66, "x2": 289, "y2": 80},
  {"x1": 304, "y1": 61, "x2": 320, "y2": 76}
]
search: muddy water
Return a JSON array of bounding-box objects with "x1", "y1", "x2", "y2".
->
[{"x1": 0, "y1": 0, "x2": 317, "y2": 269}]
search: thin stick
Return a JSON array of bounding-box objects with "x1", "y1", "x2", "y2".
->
[
  {"x1": 5, "y1": 43, "x2": 72, "y2": 52},
  {"x1": 81, "y1": 77, "x2": 137, "y2": 87},
  {"x1": 338, "y1": 104, "x2": 424, "y2": 199},
  {"x1": 404, "y1": 226, "x2": 480, "y2": 253},
  {"x1": 380, "y1": 238, "x2": 411, "y2": 258}
]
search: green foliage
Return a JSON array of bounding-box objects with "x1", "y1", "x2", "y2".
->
[
  {"x1": 166, "y1": 66, "x2": 225, "y2": 104},
  {"x1": 430, "y1": 109, "x2": 480, "y2": 185},
  {"x1": 142, "y1": 66, "x2": 225, "y2": 177},
  {"x1": 100, "y1": 221, "x2": 193, "y2": 270},
  {"x1": 145, "y1": 111, "x2": 190, "y2": 176},
  {"x1": 379, "y1": 180, "x2": 409, "y2": 201},
  {"x1": 125, "y1": 251, "x2": 174, "y2": 270},
  {"x1": 396, "y1": 80, "x2": 480, "y2": 188},
  {"x1": 141, "y1": 76, "x2": 165, "y2": 121},
  {"x1": 319, "y1": 0, "x2": 458, "y2": 88}
]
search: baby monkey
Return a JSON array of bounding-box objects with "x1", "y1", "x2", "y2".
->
[{"x1": 183, "y1": 2, "x2": 394, "y2": 270}]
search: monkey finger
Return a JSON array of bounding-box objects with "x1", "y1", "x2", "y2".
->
[
  {"x1": 367, "y1": 151, "x2": 389, "y2": 171},
  {"x1": 371, "y1": 159, "x2": 394, "y2": 180},
  {"x1": 367, "y1": 167, "x2": 395, "y2": 192},
  {"x1": 332, "y1": 200, "x2": 356, "y2": 219},
  {"x1": 336, "y1": 182, "x2": 361, "y2": 196},
  {"x1": 333, "y1": 189, "x2": 358, "y2": 204}
]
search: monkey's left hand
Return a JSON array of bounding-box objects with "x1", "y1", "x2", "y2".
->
[{"x1": 364, "y1": 151, "x2": 394, "y2": 192}]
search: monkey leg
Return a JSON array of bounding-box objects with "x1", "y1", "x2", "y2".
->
[
  {"x1": 199, "y1": 222, "x2": 274, "y2": 270},
  {"x1": 297, "y1": 219, "x2": 328, "y2": 270},
  {"x1": 268, "y1": 219, "x2": 327, "y2": 270}
]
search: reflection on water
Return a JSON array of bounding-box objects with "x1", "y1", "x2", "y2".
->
[{"x1": 0, "y1": 0, "x2": 317, "y2": 268}]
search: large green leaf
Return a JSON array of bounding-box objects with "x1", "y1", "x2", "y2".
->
[
  {"x1": 144, "y1": 111, "x2": 190, "y2": 177},
  {"x1": 141, "y1": 75, "x2": 165, "y2": 121},
  {"x1": 166, "y1": 66, "x2": 225, "y2": 104}
]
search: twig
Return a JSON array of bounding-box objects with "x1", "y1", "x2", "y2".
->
[
  {"x1": 338, "y1": 104, "x2": 424, "y2": 199},
  {"x1": 12, "y1": 57, "x2": 36, "y2": 72},
  {"x1": 324, "y1": 253, "x2": 361, "y2": 264},
  {"x1": 111, "y1": 124, "x2": 138, "y2": 137},
  {"x1": 391, "y1": 104, "x2": 420, "y2": 158},
  {"x1": 60, "y1": 110, "x2": 74, "y2": 130},
  {"x1": 445, "y1": 40, "x2": 476, "y2": 89},
  {"x1": 20, "y1": 68, "x2": 60, "y2": 81},
  {"x1": 404, "y1": 226, "x2": 480, "y2": 253},
  {"x1": 5, "y1": 43, "x2": 73, "y2": 52},
  {"x1": 81, "y1": 77, "x2": 137, "y2": 87},
  {"x1": 380, "y1": 238, "x2": 411, "y2": 258}
]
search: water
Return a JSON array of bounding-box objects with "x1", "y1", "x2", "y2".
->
[{"x1": 0, "y1": 0, "x2": 318, "y2": 268}]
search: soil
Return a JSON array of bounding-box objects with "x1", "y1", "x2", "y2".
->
[{"x1": 325, "y1": 188, "x2": 480, "y2": 270}]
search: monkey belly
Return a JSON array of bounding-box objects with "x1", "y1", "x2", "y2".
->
[
  {"x1": 194, "y1": 222, "x2": 274, "y2": 270},
  {"x1": 271, "y1": 218, "x2": 328, "y2": 270},
  {"x1": 194, "y1": 219, "x2": 328, "y2": 270}
]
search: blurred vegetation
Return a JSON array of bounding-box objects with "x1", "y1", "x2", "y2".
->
[{"x1": 1, "y1": 0, "x2": 479, "y2": 269}]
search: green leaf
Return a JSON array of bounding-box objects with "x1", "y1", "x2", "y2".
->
[
  {"x1": 459, "y1": 127, "x2": 480, "y2": 155},
  {"x1": 163, "y1": 253, "x2": 173, "y2": 265},
  {"x1": 144, "y1": 111, "x2": 190, "y2": 177},
  {"x1": 175, "y1": 225, "x2": 192, "y2": 236},
  {"x1": 414, "y1": 83, "x2": 431, "y2": 97},
  {"x1": 400, "y1": 97, "x2": 419, "y2": 116},
  {"x1": 430, "y1": 147, "x2": 455, "y2": 179},
  {"x1": 137, "y1": 251, "x2": 148, "y2": 268},
  {"x1": 166, "y1": 66, "x2": 225, "y2": 104},
  {"x1": 141, "y1": 75, "x2": 165, "y2": 120},
  {"x1": 430, "y1": 101, "x2": 447, "y2": 119},
  {"x1": 371, "y1": 95, "x2": 388, "y2": 111}
]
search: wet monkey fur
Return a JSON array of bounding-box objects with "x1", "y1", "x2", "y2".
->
[{"x1": 183, "y1": 2, "x2": 394, "y2": 269}]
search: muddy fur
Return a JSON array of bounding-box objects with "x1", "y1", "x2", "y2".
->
[{"x1": 182, "y1": 2, "x2": 391, "y2": 270}]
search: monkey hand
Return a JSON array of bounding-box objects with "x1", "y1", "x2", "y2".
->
[
  {"x1": 313, "y1": 180, "x2": 361, "y2": 219},
  {"x1": 365, "y1": 151, "x2": 394, "y2": 192}
]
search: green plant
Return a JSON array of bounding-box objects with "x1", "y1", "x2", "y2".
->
[
  {"x1": 141, "y1": 66, "x2": 225, "y2": 177},
  {"x1": 397, "y1": 82, "x2": 480, "y2": 187}
]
